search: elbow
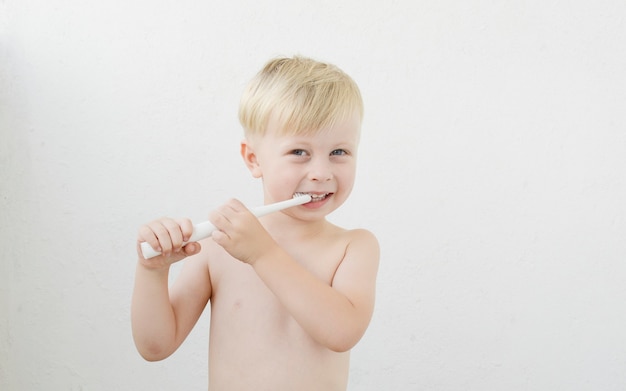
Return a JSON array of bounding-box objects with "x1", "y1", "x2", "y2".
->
[
  {"x1": 328, "y1": 342, "x2": 355, "y2": 353},
  {"x1": 322, "y1": 313, "x2": 372, "y2": 352},
  {"x1": 327, "y1": 338, "x2": 360, "y2": 353},
  {"x1": 134, "y1": 338, "x2": 174, "y2": 362},
  {"x1": 325, "y1": 330, "x2": 365, "y2": 353},
  {"x1": 138, "y1": 349, "x2": 169, "y2": 362}
]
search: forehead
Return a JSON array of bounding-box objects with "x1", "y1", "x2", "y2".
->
[
  {"x1": 265, "y1": 110, "x2": 362, "y2": 145},
  {"x1": 269, "y1": 106, "x2": 361, "y2": 134}
]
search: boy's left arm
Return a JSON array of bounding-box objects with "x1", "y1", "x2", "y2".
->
[
  {"x1": 210, "y1": 201, "x2": 379, "y2": 352},
  {"x1": 255, "y1": 229, "x2": 379, "y2": 352}
]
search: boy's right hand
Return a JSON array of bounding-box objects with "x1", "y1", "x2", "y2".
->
[{"x1": 136, "y1": 217, "x2": 201, "y2": 268}]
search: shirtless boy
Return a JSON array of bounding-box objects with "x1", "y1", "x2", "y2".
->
[{"x1": 131, "y1": 56, "x2": 380, "y2": 391}]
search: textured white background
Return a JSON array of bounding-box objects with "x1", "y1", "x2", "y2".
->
[{"x1": 2, "y1": 1, "x2": 626, "y2": 390}]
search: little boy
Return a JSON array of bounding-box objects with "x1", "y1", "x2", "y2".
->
[{"x1": 131, "y1": 56, "x2": 380, "y2": 391}]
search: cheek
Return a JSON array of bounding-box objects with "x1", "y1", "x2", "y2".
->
[
  {"x1": 338, "y1": 164, "x2": 357, "y2": 182},
  {"x1": 264, "y1": 166, "x2": 300, "y2": 188}
]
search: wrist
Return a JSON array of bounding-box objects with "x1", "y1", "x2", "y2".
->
[
  {"x1": 250, "y1": 244, "x2": 286, "y2": 270},
  {"x1": 136, "y1": 257, "x2": 171, "y2": 273}
]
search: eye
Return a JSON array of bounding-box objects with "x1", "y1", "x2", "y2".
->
[
  {"x1": 330, "y1": 149, "x2": 348, "y2": 156},
  {"x1": 290, "y1": 149, "x2": 308, "y2": 156}
]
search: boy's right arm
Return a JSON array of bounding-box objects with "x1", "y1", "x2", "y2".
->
[{"x1": 131, "y1": 218, "x2": 211, "y2": 361}]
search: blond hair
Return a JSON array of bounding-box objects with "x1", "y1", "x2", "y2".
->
[{"x1": 239, "y1": 56, "x2": 363, "y2": 137}]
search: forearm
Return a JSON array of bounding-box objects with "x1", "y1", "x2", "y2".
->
[
  {"x1": 131, "y1": 263, "x2": 178, "y2": 360},
  {"x1": 252, "y1": 248, "x2": 368, "y2": 352}
]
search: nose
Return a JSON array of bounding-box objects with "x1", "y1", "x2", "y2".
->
[{"x1": 308, "y1": 157, "x2": 333, "y2": 182}]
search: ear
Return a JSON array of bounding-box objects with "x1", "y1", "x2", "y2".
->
[{"x1": 240, "y1": 138, "x2": 262, "y2": 178}]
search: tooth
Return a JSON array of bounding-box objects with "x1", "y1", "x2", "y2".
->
[{"x1": 294, "y1": 192, "x2": 329, "y2": 201}]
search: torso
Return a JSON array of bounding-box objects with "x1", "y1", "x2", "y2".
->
[{"x1": 203, "y1": 222, "x2": 353, "y2": 391}]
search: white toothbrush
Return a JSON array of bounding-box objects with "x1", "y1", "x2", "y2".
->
[{"x1": 140, "y1": 194, "x2": 312, "y2": 259}]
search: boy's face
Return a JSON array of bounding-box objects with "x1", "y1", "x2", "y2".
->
[{"x1": 242, "y1": 111, "x2": 361, "y2": 219}]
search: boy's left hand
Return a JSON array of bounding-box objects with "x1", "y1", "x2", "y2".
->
[{"x1": 209, "y1": 198, "x2": 278, "y2": 264}]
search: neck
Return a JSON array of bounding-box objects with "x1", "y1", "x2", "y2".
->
[{"x1": 259, "y1": 211, "x2": 329, "y2": 240}]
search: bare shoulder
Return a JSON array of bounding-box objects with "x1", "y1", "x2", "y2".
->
[
  {"x1": 332, "y1": 227, "x2": 379, "y2": 285},
  {"x1": 341, "y1": 227, "x2": 380, "y2": 259},
  {"x1": 346, "y1": 228, "x2": 378, "y2": 246},
  {"x1": 318, "y1": 224, "x2": 379, "y2": 261}
]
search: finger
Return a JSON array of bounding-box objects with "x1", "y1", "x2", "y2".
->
[
  {"x1": 220, "y1": 198, "x2": 250, "y2": 219},
  {"x1": 182, "y1": 242, "x2": 201, "y2": 256},
  {"x1": 144, "y1": 218, "x2": 181, "y2": 256},
  {"x1": 225, "y1": 198, "x2": 246, "y2": 211},
  {"x1": 175, "y1": 218, "x2": 195, "y2": 242},
  {"x1": 209, "y1": 208, "x2": 232, "y2": 230},
  {"x1": 211, "y1": 229, "x2": 229, "y2": 246},
  {"x1": 160, "y1": 218, "x2": 186, "y2": 253},
  {"x1": 137, "y1": 224, "x2": 162, "y2": 253},
  {"x1": 216, "y1": 198, "x2": 252, "y2": 225}
]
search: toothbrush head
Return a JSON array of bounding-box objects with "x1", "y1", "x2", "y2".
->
[
  {"x1": 293, "y1": 192, "x2": 332, "y2": 203},
  {"x1": 293, "y1": 193, "x2": 313, "y2": 203}
]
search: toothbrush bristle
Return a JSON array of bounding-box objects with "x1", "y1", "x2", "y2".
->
[{"x1": 293, "y1": 193, "x2": 313, "y2": 203}]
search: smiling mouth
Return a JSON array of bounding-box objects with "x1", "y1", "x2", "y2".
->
[{"x1": 294, "y1": 192, "x2": 331, "y2": 202}]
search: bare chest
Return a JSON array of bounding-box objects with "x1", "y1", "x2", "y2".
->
[{"x1": 204, "y1": 242, "x2": 350, "y2": 390}]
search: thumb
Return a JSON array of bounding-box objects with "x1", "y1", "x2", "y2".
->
[{"x1": 183, "y1": 242, "x2": 201, "y2": 256}]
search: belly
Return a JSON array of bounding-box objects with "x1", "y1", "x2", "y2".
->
[{"x1": 206, "y1": 267, "x2": 349, "y2": 391}]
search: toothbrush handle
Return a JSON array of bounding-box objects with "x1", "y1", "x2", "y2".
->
[
  {"x1": 139, "y1": 195, "x2": 311, "y2": 259},
  {"x1": 139, "y1": 221, "x2": 215, "y2": 259}
]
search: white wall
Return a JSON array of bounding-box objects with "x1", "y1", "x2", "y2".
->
[{"x1": 2, "y1": 1, "x2": 625, "y2": 390}]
